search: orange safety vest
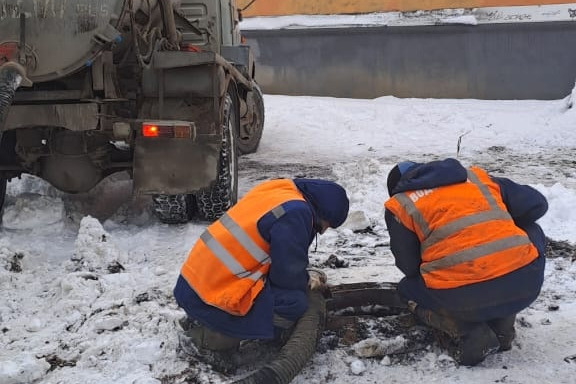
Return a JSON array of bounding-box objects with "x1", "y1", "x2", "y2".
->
[
  {"x1": 384, "y1": 166, "x2": 538, "y2": 289},
  {"x1": 180, "y1": 179, "x2": 306, "y2": 316}
]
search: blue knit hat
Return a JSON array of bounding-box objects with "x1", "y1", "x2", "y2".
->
[
  {"x1": 293, "y1": 179, "x2": 350, "y2": 228},
  {"x1": 397, "y1": 161, "x2": 417, "y2": 174},
  {"x1": 387, "y1": 161, "x2": 417, "y2": 195}
]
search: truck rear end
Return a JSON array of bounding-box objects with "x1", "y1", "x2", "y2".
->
[{"x1": 0, "y1": 0, "x2": 264, "y2": 223}]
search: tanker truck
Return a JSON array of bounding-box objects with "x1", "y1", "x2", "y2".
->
[{"x1": 0, "y1": 0, "x2": 264, "y2": 224}]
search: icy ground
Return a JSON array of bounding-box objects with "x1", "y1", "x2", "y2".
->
[{"x1": 1, "y1": 94, "x2": 576, "y2": 384}]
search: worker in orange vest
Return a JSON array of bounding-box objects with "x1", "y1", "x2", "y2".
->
[
  {"x1": 384, "y1": 158, "x2": 547, "y2": 366},
  {"x1": 173, "y1": 178, "x2": 349, "y2": 367}
]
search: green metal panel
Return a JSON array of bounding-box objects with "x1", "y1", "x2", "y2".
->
[
  {"x1": 0, "y1": 0, "x2": 123, "y2": 82},
  {"x1": 180, "y1": 0, "x2": 220, "y2": 52}
]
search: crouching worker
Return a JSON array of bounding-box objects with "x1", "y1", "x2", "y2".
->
[
  {"x1": 173, "y1": 178, "x2": 349, "y2": 371},
  {"x1": 384, "y1": 158, "x2": 548, "y2": 366}
]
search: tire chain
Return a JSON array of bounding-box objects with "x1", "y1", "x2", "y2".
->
[
  {"x1": 152, "y1": 194, "x2": 192, "y2": 224},
  {"x1": 196, "y1": 94, "x2": 236, "y2": 221}
]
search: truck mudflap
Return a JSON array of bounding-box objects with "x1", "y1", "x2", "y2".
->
[
  {"x1": 132, "y1": 134, "x2": 220, "y2": 195},
  {"x1": 227, "y1": 282, "x2": 421, "y2": 384}
]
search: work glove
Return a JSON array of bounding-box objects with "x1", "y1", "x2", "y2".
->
[{"x1": 307, "y1": 268, "x2": 327, "y2": 291}]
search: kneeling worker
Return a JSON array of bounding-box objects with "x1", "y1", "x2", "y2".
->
[
  {"x1": 174, "y1": 178, "x2": 349, "y2": 362},
  {"x1": 384, "y1": 158, "x2": 548, "y2": 366}
]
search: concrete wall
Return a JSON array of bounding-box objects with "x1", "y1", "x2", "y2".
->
[
  {"x1": 244, "y1": 22, "x2": 576, "y2": 100},
  {"x1": 241, "y1": 0, "x2": 574, "y2": 16}
]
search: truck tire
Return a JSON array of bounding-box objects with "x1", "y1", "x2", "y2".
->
[
  {"x1": 196, "y1": 92, "x2": 239, "y2": 221},
  {"x1": 151, "y1": 194, "x2": 196, "y2": 224},
  {"x1": 238, "y1": 82, "x2": 265, "y2": 155}
]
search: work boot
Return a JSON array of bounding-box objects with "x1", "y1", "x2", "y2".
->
[
  {"x1": 177, "y1": 316, "x2": 197, "y2": 333},
  {"x1": 453, "y1": 323, "x2": 500, "y2": 366},
  {"x1": 410, "y1": 305, "x2": 499, "y2": 365},
  {"x1": 487, "y1": 315, "x2": 516, "y2": 351},
  {"x1": 176, "y1": 317, "x2": 202, "y2": 356},
  {"x1": 192, "y1": 326, "x2": 242, "y2": 351},
  {"x1": 412, "y1": 304, "x2": 468, "y2": 339},
  {"x1": 176, "y1": 319, "x2": 242, "y2": 374}
]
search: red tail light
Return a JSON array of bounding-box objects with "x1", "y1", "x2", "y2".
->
[
  {"x1": 142, "y1": 124, "x2": 159, "y2": 137},
  {"x1": 141, "y1": 121, "x2": 195, "y2": 139}
]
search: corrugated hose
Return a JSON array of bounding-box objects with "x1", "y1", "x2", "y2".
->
[{"x1": 231, "y1": 290, "x2": 326, "y2": 384}]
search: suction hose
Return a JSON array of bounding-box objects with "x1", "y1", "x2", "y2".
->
[
  {"x1": 231, "y1": 290, "x2": 326, "y2": 384},
  {"x1": 0, "y1": 62, "x2": 27, "y2": 127}
]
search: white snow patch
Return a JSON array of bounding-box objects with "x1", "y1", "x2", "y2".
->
[
  {"x1": 70, "y1": 216, "x2": 127, "y2": 272},
  {"x1": 439, "y1": 15, "x2": 478, "y2": 25},
  {"x1": 350, "y1": 359, "x2": 367, "y2": 375},
  {"x1": 343, "y1": 210, "x2": 371, "y2": 232},
  {"x1": 353, "y1": 336, "x2": 408, "y2": 357},
  {"x1": 0, "y1": 354, "x2": 51, "y2": 384},
  {"x1": 2, "y1": 193, "x2": 64, "y2": 230}
]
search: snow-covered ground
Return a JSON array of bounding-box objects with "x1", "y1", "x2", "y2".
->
[{"x1": 1, "y1": 92, "x2": 576, "y2": 383}]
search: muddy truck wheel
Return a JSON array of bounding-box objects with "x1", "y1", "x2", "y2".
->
[
  {"x1": 152, "y1": 194, "x2": 196, "y2": 224},
  {"x1": 238, "y1": 82, "x2": 265, "y2": 155},
  {"x1": 196, "y1": 92, "x2": 239, "y2": 221}
]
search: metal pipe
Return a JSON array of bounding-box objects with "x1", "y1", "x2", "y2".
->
[
  {"x1": 18, "y1": 13, "x2": 26, "y2": 65},
  {"x1": 158, "y1": 0, "x2": 179, "y2": 49}
]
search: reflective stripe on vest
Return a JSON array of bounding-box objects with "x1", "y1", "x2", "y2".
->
[
  {"x1": 385, "y1": 167, "x2": 538, "y2": 289},
  {"x1": 181, "y1": 179, "x2": 306, "y2": 315},
  {"x1": 200, "y1": 216, "x2": 269, "y2": 281},
  {"x1": 421, "y1": 235, "x2": 531, "y2": 274}
]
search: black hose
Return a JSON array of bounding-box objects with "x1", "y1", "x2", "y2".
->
[
  {"x1": 231, "y1": 291, "x2": 326, "y2": 384},
  {"x1": 0, "y1": 63, "x2": 23, "y2": 127}
]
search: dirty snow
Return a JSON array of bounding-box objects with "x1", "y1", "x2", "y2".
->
[{"x1": 1, "y1": 92, "x2": 576, "y2": 383}]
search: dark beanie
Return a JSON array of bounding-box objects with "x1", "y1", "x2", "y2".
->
[
  {"x1": 387, "y1": 165, "x2": 402, "y2": 196},
  {"x1": 387, "y1": 161, "x2": 416, "y2": 196},
  {"x1": 293, "y1": 179, "x2": 350, "y2": 228}
]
